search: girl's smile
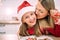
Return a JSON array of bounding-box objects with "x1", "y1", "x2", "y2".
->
[{"x1": 22, "y1": 11, "x2": 36, "y2": 27}]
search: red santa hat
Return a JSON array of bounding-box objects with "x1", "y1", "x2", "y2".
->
[
  {"x1": 17, "y1": 0, "x2": 38, "y2": 13},
  {"x1": 17, "y1": 1, "x2": 31, "y2": 13},
  {"x1": 17, "y1": 6, "x2": 36, "y2": 24}
]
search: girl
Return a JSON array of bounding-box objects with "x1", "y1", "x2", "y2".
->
[{"x1": 17, "y1": 6, "x2": 42, "y2": 36}]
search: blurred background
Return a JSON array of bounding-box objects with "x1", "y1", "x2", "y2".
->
[{"x1": 0, "y1": 0, "x2": 60, "y2": 40}]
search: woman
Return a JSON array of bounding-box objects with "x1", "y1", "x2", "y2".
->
[
  {"x1": 35, "y1": 0, "x2": 55, "y2": 34},
  {"x1": 36, "y1": 0, "x2": 60, "y2": 37},
  {"x1": 46, "y1": 9, "x2": 60, "y2": 37}
]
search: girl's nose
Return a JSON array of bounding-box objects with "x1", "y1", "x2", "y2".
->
[{"x1": 30, "y1": 16, "x2": 33, "y2": 20}]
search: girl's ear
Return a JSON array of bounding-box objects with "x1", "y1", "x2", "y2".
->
[
  {"x1": 38, "y1": 0, "x2": 42, "y2": 2},
  {"x1": 21, "y1": 19, "x2": 26, "y2": 23}
]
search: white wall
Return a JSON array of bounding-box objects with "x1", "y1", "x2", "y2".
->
[
  {"x1": 0, "y1": 0, "x2": 37, "y2": 21},
  {"x1": 0, "y1": 0, "x2": 37, "y2": 34},
  {"x1": 54, "y1": 0, "x2": 60, "y2": 11}
]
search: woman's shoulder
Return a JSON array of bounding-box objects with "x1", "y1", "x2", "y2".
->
[{"x1": 54, "y1": 24, "x2": 60, "y2": 30}]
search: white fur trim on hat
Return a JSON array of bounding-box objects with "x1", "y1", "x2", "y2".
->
[{"x1": 17, "y1": 6, "x2": 36, "y2": 24}]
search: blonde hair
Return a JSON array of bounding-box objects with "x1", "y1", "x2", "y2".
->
[
  {"x1": 18, "y1": 20, "x2": 42, "y2": 36},
  {"x1": 38, "y1": 0, "x2": 55, "y2": 28}
]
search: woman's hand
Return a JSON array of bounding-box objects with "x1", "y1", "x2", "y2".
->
[{"x1": 50, "y1": 9, "x2": 60, "y2": 24}]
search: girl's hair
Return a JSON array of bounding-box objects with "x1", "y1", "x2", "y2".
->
[
  {"x1": 19, "y1": 20, "x2": 42, "y2": 36},
  {"x1": 38, "y1": 0, "x2": 55, "y2": 28}
]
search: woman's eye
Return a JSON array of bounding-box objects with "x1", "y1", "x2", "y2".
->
[
  {"x1": 40, "y1": 11, "x2": 43, "y2": 13},
  {"x1": 39, "y1": 10, "x2": 43, "y2": 13}
]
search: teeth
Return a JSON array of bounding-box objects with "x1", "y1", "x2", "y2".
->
[{"x1": 30, "y1": 20, "x2": 35, "y2": 23}]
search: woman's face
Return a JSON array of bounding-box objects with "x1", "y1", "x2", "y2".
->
[
  {"x1": 35, "y1": 1, "x2": 48, "y2": 19},
  {"x1": 22, "y1": 11, "x2": 36, "y2": 27}
]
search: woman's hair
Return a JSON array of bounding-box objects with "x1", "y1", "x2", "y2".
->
[
  {"x1": 38, "y1": 0, "x2": 55, "y2": 28},
  {"x1": 18, "y1": 20, "x2": 42, "y2": 36},
  {"x1": 40, "y1": 0, "x2": 55, "y2": 10}
]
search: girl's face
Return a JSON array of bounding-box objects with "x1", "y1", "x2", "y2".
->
[
  {"x1": 35, "y1": 1, "x2": 48, "y2": 19},
  {"x1": 22, "y1": 11, "x2": 36, "y2": 27}
]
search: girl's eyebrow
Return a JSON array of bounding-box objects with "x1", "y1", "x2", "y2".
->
[
  {"x1": 36, "y1": 8, "x2": 41, "y2": 10},
  {"x1": 36, "y1": 8, "x2": 39, "y2": 10}
]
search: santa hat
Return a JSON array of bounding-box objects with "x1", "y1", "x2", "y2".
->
[
  {"x1": 17, "y1": 1, "x2": 31, "y2": 13},
  {"x1": 17, "y1": 0, "x2": 38, "y2": 13},
  {"x1": 17, "y1": 6, "x2": 36, "y2": 24}
]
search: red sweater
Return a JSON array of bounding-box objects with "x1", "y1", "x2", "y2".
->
[
  {"x1": 46, "y1": 24, "x2": 60, "y2": 37},
  {"x1": 27, "y1": 27, "x2": 34, "y2": 35},
  {"x1": 27, "y1": 27, "x2": 45, "y2": 35},
  {"x1": 27, "y1": 24, "x2": 60, "y2": 37}
]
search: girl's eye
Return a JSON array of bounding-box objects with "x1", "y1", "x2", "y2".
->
[
  {"x1": 31, "y1": 13, "x2": 33, "y2": 15},
  {"x1": 25, "y1": 16, "x2": 29, "y2": 19},
  {"x1": 39, "y1": 9, "x2": 41, "y2": 11},
  {"x1": 31, "y1": 13, "x2": 34, "y2": 16}
]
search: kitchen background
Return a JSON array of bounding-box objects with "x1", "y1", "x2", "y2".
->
[
  {"x1": 0, "y1": 0, "x2": 60, "y2": 40},
  {"x1": 0, "y1": 0, "x2": 60, "y2": 35}
]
